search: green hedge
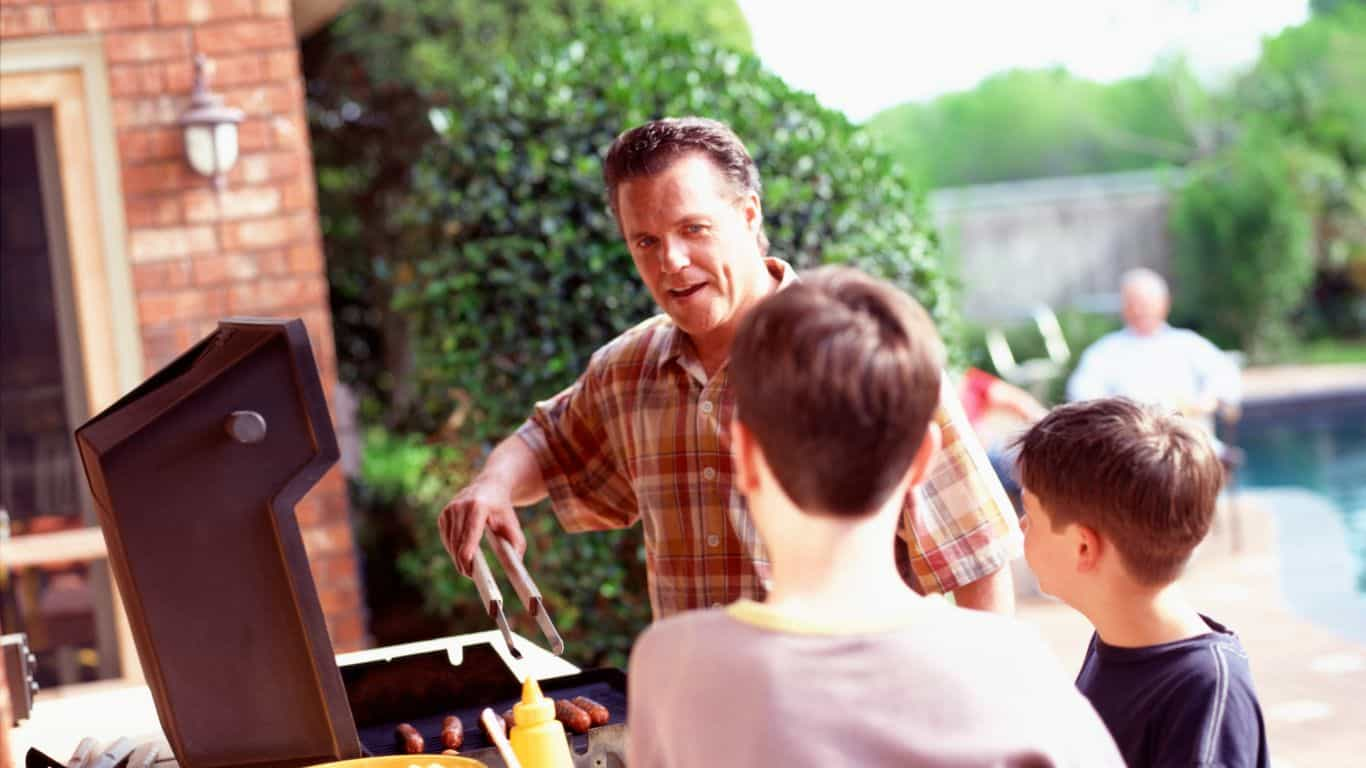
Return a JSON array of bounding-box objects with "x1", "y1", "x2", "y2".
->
[
  {"x1": 1230, "y1": 7, "x2": 1366, "y2": 341},
  {"x1": 394, "y1": 28, "x2": 953, "y2": 440},
  {"x1": 310, "y1": 11, "x2": 952, "y2": 665},
  {"x1": 1171, "y1": 130, "x2": 1316, "y2": 359}
]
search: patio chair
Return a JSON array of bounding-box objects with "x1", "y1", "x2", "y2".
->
[{"x1": 985, "y1": 304, "x2": 1072, "y2": 401}]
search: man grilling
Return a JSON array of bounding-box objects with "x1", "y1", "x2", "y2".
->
[{"x1": 440, "y1": 117, "x2": 1020, "y2": 619}]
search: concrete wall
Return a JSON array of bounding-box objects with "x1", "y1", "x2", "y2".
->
[{"x1": 931, "y1": 169, "x2": 1184, "y2": 323}]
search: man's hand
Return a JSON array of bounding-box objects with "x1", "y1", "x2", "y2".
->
[
  {"x1": 438, "y1": 434, "x2": 548, "y2": 577},
  {"x1": 440, "y1": 481, "x2": 527, "y2": 577}
]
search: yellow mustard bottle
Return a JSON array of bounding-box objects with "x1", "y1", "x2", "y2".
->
[{"x1": 509, "y1": 676, "x2": 576, "y2": 768}]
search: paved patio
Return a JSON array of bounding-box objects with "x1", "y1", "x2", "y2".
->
[
  {"x1": 1240, "y1": 363, "x2": 1366, "y2": 400},
  {"x1": 1015, "y1": 490, "x2": 1366, "y2": 768}
]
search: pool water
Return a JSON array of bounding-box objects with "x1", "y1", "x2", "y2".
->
[{"x1": 1235, "y1": 393, "x2": 1366, "y2": 639}]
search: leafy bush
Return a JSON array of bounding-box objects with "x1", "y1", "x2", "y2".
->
[
  {"x1": 1233, "y1": 7, "x2": 1366, "y2": 340},
  {"x1": 306, "y1": 0, "x2": 751, "y2": 427},
  {"x1": 1170, "y1": 130, "x2": 1316, "y2": 359},
  {"x1": 309, "y1": 10, "x2": 952, "y2": 665},
  {"x1": 393, "y1": 31, "x2": 951, "y2": 439}
]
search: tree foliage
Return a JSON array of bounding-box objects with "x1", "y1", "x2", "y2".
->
[
  {"x1": 1231, "y1": 7, "x2": 1366, "y2": 337},
  {"x1": 1165, "y1": 7, "x2": 1365, "y2": 353},
  {"x1": 1238, "y1": 6, "x2": 1366, "y2": 170},
  {"x1": 865, "y1": 63, "x2": 1207, "y2": 188},
  {"x1": 304, "y1": 0, "x2": 750, "y2": 426},
  {"x1": 1171, "y1": 129, "x2": 1316, "y2": 358},
  {"x1": 388, "y1": 39, "x2": 950, "y2": 438}
]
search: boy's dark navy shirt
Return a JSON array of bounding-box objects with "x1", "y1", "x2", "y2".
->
[{"x1": 1076, "y1": 615, "x2": 1269, "y2": 767}]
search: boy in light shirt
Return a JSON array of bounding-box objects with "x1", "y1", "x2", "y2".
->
[{"x1": 627, "y1": 266, "x2": 1121, "y2": 767}]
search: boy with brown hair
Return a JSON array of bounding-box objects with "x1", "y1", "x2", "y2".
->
[
  {"x1": 627, "y1": 266, "x2": 1121, "y2": 767},
  {"x1": 1017, "y1": 398, "x2": 1269, "y2": 767}
]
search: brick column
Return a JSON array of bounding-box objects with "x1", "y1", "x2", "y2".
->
[{"x1": 1, "y1": 1, "x2": 368, "y2": 652}]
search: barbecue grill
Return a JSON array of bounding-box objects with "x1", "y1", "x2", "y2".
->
[
  {"x1": 66, "y1": 318, "x2": 628, "y2": 768},
  {"x1": 341, "y1": 641, "x2": 625, "y2": 766}
]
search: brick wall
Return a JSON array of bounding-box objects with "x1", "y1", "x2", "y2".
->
[{"x1": 1, "y1": 1, "x2": 368, "y2": 652}]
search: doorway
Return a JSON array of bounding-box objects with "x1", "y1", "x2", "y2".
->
[{"x1": 1, "y1": 110, "x2": 122, "y2": 687}]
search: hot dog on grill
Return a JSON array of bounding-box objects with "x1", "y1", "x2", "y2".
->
[
  {"x1": 502, "y1": 708, "x2": 516, "y2": 733},
  {"x1": 555, "y1": 699, "x2": 591, "y2": 734},
  {"x1": 441, "y1": 715, "x2": 464, "y2": 750},
  {"x1": 571, "y1": 696, "x2": 610, "y2": 726},
  {"x1": 395, "y1": 722, "x2": 423, "y2": 754}
]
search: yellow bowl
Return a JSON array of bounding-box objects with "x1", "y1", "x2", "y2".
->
[{"x1": 306, "y1": 757, "x2": 488, "y2": 768}]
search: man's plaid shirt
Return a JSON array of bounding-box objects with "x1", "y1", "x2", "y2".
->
[{"x1": 516, "y1": 262, "x2": 1022, "y2": 618}]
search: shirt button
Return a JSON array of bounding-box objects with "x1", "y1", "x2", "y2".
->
[
  {"x1": 707, "y1": 534, "x2": 720, "y2": 547},
  {"x1": 700, "y1": 400, "x2": 714, "y2": 414},
  {"x1": 702, "y1": 467, "x2": 716, "y2": 480}
]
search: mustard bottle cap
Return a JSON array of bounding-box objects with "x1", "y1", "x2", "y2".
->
[{"x1": 513, "y1": 675, "x2": 556, "y2": 726}]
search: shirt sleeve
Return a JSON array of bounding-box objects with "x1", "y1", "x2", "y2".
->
[
  {"x1": 515, "y1": 361, "x2": 638, "y2": 533},
  {"x1": 1187, "y1": 332, "x2": 1242, "y2": 407},
  {"x1": 900, "y1": 374, "x2": 1024, "y2": 594},
  {"x1": 1150, "y1": 649, "x2": 1270, "y2": 768}
]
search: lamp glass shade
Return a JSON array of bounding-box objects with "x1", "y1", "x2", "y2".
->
[
  {"x1": 214, "y1": 122, "x2": 239, "y2": 173},
  {"x1": 184, "y1": 124, "x2": 217, "y2": 177}
]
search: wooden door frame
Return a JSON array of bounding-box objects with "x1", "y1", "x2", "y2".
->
[
  {"x1": 0, "y1": 35, "x2": 142, "y2": 405},
  {"x1": 1, "y1": 35, "x2": 144, "y2": 684}
]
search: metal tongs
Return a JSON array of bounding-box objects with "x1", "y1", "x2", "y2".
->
[{"x1": 470, "y1": 531, "x2": 565, "y2": 659}]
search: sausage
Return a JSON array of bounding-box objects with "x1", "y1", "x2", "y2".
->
[
  {"x1": 394, "y1": 722, "x2": 423, "y2": 754},
  {"x1": 571, "y1": 696, "x2": 610, "y2": 726},
  {"x1": 555, "y1": 699, "x2": 591, "y2": 734},
  {"x1": 441, "y1": 715, "x2": 463, "y2": 750},
  {"x1": 502, "y1": 708, "x2": 517, "y2": 733}
]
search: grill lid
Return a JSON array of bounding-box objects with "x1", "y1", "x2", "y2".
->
[{"x1": 74, "y1": 318, "x2": 361, "y2": 767}]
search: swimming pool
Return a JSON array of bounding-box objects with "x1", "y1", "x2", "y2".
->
[{"x1": 1235, "y1": 390, "x2": 1366, "y2": 641}]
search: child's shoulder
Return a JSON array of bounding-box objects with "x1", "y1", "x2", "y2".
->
[
  {"x1": 1140, "y1": 620, "x2": 1266, "y2": 763},
  {"x1": 1081, "y1": 618, "x2": 1267, "y2": 767},
  {"x1": 630, "y1": 607, "x2": 739, "y2": 665},
  {"x1": 1167, "y1": 623, "x2": 1256, "y2": 695},
  {"x1": 1087, "y1": 616, "x2": 1258, "y2": 699},
  {"x1": 1154, "y1": 616, "x2": 1252, "y2": 672}
]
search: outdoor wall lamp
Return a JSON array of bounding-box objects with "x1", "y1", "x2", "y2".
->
[{"x1": 178, "y1": 54, "x2": 243, "y2": 189}]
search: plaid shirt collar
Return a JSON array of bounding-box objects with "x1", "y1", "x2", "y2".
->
[{"x1": 655, "y1": 257, "x2": 799, "y2": 375}]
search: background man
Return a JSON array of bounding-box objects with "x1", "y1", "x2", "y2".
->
[{"x1": 1068, "y1": 268, "x2": 1241, "y2": 430}]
